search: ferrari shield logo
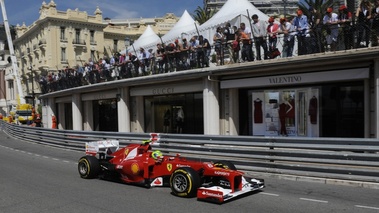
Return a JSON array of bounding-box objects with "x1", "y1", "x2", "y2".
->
[
  {"x1": 131, "y1": 163, "x2": 139, "y2": 174},
  {"x1": 124, "y1": 149, "x2": 129, "y2": 156},
  {"x1": 167, "y1": 163, "x2": 172, "y2": 172}
]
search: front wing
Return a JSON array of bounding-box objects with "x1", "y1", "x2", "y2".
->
[{"x1": 197, "y1": 177, "x2": 264, "y2": 203}]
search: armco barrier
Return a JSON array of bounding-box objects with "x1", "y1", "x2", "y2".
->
[{"x1": 1, "y1": 120, "x2": 379, "y2": 183}]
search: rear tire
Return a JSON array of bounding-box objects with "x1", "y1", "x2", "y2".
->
[
  {"x1": 78, "y1": 156, "x2": 100, "y2": 179},
  {"x1": 170, "y1": 167, "x2": 201, "y2": 198}
]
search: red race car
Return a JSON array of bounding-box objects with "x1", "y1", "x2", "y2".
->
[{"x1": 78, "y1": 135, "x2": 264, "y2": 203}]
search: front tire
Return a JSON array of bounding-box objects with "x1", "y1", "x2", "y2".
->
[
  {"x1": 78, "y1": 156, "x2": 100, "y2": 179},
  {"x1": 170, "y1": 167, "x2": 201, "y2": 198}
]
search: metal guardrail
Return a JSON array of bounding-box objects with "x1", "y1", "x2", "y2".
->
[{"x1": 1, "y1": 120, "x2": 379, "y2": 183}]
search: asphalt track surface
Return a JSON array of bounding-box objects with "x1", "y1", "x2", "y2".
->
[{"x1": 0, "y1": 130, "x2": 378, "y2": 213}]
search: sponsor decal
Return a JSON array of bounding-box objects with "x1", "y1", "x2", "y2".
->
[
  {"x1": 131, "y1": 163, "x2": 139, "y2": 174},
  {"x1": 167, "y1": 163, "x2": 172, "y2": 172},
  {"x1": 201, "y1": 190, "x2": 223, "y2": 198},
  {"x1": 176, "y1": 164, "x2": 191, "y2": 168},
  {"x1": 214, "y1": 171, "x2": 230, "y2": 176},
  {"x1": 116, "y1": 165, "x2": 123, "y2": 169}
]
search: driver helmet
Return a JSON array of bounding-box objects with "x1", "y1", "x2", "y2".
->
[{"x1": 151, "y1": 150, "x2": 163, "y2": 160}]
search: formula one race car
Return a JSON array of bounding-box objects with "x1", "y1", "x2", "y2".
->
[{"x1": 77, "y1": 136, "x2": 264, "y2": 203}]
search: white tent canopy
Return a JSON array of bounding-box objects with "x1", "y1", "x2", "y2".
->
[
  {"x1": 125, "y1": 25, "x2": 160, "y2": 54},
  {"x1": 192, "y1": 0, "x2": 270, "y2": 45},
  {"x1": 199, "y1": 0, "x2": 269, "y2": 31},
  {"x1": 121, "y1": 0, "x2": 271, "y2": 53},
  {"x1": 161, "y1": 10, "x2": 198, "y2": 44}
]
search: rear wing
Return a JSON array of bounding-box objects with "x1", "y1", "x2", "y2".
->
[
  {"x1": 84, "y1": 133, "x2": 159, "y2": 157},
  {"x1": 85, "y1": 140, "x2": 119, "y2": 156}
]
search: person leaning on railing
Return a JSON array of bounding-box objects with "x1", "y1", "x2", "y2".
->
[
  {"x1": 213, "y1": 26, "x2": 226, "y2": 65},
  {"x1": 338, "y1": 5, "x2": 354, "y2": 50},
  {"x1": 178, "y1": 38, "x2": 190, "y2": 70},
  {"x1": 292, "y1": 9, "x2": 311, "y2": 55},
  {"x1": 356, "y1": 0, "x2": 372, "y2": 48},
  {"x1": 278, "y1": 17, "x2": 295, "y2": 58},
  {"x1": 224, "y1": 22, "x2": 236, "y2": 64},
  {"x1": 308, "y1": 6, "x2": 324, "y2": 53},
  {"x1": 323, "y1": 7, "x2": 340, "y2": 51}
]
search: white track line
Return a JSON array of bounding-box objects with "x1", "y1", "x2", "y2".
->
[
  {"x1": 299, "y1": 198, "x2": 328, "y2": 203},
  {"x1": 1, "y1": 144, "x2": 75, "y2": 164},
  {"x1": 260, "y1": 192, "x2": 279, "y2": 196},
  {"x1": 355, "y1": 205, "x2": 379, "y2": 210}
]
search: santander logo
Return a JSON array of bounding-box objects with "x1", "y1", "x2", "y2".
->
[
  {"x1": 214, "y1": 171, "x2": 230, "y2": 176},
  {"x1": 202, "y1": 191, "x2": 223, "y2": 198}
]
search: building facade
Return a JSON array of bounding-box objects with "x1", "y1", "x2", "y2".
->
[
  {"x1": 6, "y1": 0, "x2": 178, "y2": 111},
  {"x1": 39, "y1": 48, "x2": 379, "y2": 138},
  {"x1": 0, "y1": 25, "x2": 17, "y2": 116}
]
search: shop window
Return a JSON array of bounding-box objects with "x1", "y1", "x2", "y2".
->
[
  {"x1": 144, "y1": 93, "x2": 203, "y2": 134},
  {"x1": 321, "y1": 83, "x2": 364, "y2": 138},
  {"x1": 251, "y1": 88, "x2": 319, "y2": 137}
]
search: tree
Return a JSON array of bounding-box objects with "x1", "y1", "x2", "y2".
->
[{"x1": 192, "y1": 5, "x2": 216, "y2": 25}]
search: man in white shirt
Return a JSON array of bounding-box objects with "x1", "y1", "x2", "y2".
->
[
  {"x1": 323, "y1": 7, "x2": 339, "y2": 51},
  {"x1": 251, "y1": 14, "x2": 269, "y2": 60},
  {"x1": 138, "y1": 47, "x2": 150, "y2": 76}
]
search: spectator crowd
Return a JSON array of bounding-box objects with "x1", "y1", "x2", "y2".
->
[{"x1": 39, "y1": 2, "x2": 379, "y2": 94}]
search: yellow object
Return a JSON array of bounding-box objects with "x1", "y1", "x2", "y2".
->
[
  {"x1": 14, "y1": 104, "x2": 34, "y2": 124},
  {"x1": 151, "y1": 150, "x2": 163, "y2": 160}
]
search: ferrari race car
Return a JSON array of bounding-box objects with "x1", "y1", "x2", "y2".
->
[{"x1": 77, "y1": 137, "x2": 264, "y2": 203}]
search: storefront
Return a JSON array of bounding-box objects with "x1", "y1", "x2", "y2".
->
[
  {"x1": 144, "y1": 93, "x2": 203, "y2": 134},
  {"x1": 130, "y1": 80, "x2": 204, "y2": 134},
  {"x1": 81, "y1": 89, "x2": 119, "y2": 131},
  {"x1": 221, "y1": 68, "x2": 369, "y2": 137},
  {"x1": 92, "y1": 99, "x2": 118, "y2": 132}
]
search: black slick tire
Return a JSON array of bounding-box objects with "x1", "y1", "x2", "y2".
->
[
  {"x1": 78, "y1": 156, "x2": 100, "y2": 179},
  {"x1": 170, "y1": 167, "x2": 201, "y2": 198}
]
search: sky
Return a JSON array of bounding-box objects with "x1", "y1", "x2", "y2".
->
[{"x1": 3, "y1": 0, "x2": 204, "y2": 26}]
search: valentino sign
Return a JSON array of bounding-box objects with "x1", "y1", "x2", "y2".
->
[
  {"x1": 220, "y1": 68, "x2": 369, "y2": 89},
  {"x1": 268, "y1": 76, "x2": 302, "y2": 84}
]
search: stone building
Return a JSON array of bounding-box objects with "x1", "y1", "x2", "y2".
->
[{"x1": 8, "y1": 0, "x2": 178, "y2": 108}]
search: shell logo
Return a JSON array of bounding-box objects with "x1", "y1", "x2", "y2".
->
[
  {"x1": 131, "y1": 163, "x2": 139, "y2": 174},
  {"x1": 167, "y1": 163, "x2": 172, "y2": 172}
]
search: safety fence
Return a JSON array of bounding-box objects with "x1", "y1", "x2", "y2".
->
[{"x1": 1, "y1": 120, "x2": 379, "y2": 183}]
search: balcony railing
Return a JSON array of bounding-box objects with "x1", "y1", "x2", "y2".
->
[{"x1": 73, "y1": 39, "x2": 86, "y2": 45}]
